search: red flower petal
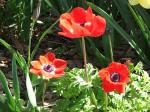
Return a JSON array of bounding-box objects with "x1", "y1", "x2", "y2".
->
[
  {"x1": 71, "y1": 22, "x2": 90, "y2": 37},
  {"x1": 90, "y1": 16, "x2": 106, "y2": 37},
  {"x1": 55, "y1": 70, "x2": 64, "y2": 75},
  {"x1": 41, "y1": 70, "x2": 55, "y2": 79},
  {"x1": 45, "y1": 52, "x2": 55, "y2": 62},
  {"x1": 59, "y1": 17, "x2": 91, "y2": 38},
  {"x1": 102, "y1": 79, "x2": 125, "y2": 93},
  {"x1": 99, "y1": 62, "x2": 129, "y2": 94},
  {"x1": 99, "y1": 69, "x2": 109, "y2": 80},
  {"x1": 119, "y1": 64, "x2": 129, "y2": 82},
  {"x1": 53, "y1": 59, "x2": 67, "y2": 69},
  {"x1": 54, "y1": 73, "x2": 64, "y2": 78},
  {"x1": 39, "y1": 56, "x2": 49, "y2": 64},
  {"x1": 59, "y1": 9, "x2": 86, "y2": 38},
  {"x1": 41, "y1": 70, "x2": 64, "y2": 79},
  {"x1": 87, "y1": 7, "x2": 93, "y2": 14},
  {"x1": 58, "y1": 7, "x2": 106, "y2": 38},
  {"x1": 115, "y1": 83, "x2": 125, "y2": 93},
  {"x1": 53, "y1": 70, "x2": 65, "y2": 78},
  {"x1": 58, "y1": 32, "x2": 75, "y2": 38},
  {"x1": 84, "y1": 21, "x2": 93, "y2": 32},
  {"x1": 71, "y1": 7, "x2": 86, "y2": 24},
  {"x1": 59, "y1": 19, "x2": 74, "y2": 33},
  {"x1": 108, "y1": 62, "x2": 129, "y2": 82},
  {"x1": 102, "y1": 79, "x2": 116, "y2": 93},
  {"x1": 60, "y1": 13, "x2": 72, "y2": 21},
  {"x1": 30, "y1": 68, "x2": 41, "y2": 75},
  {"x1": 30, "y1": 52, "x2": 67, "y2": 79},
  {"x1": 31, "y1": 61, "x2": 42, "y2": 69},
  {"x1": 86, "y1": 7, "x2": 93, "y2": 22}
]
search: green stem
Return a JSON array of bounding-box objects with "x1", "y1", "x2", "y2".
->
[
  {"x1": 89, "y1": 89, "x2": 98, "y2": 111},
  {"x1": 42, "y1": 80, "x2": 47, "y2": 106},
  {"x1": 81, "y1": 37, "x2": 88, "y2": 82},
  {"x1": 108, "y1": 34, "x2": 113, "y2": 62},
  {"x1": 103, "y1": 92, "x2": 108, "y2": 112},
  {"x1": 81, "y1": 37, "x2": 98, "y2": 110},
  {"x1": 27, "y1": 20, "x2": 36, "y2": 66}
]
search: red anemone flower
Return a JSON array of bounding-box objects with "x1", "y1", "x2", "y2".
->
[
  {"x1": 30, "y1": 52, "x2": 67, "y2": 79},
  {"x1": 99, "y1": 62, "x2": 129, "y2": 93},
  {"x1": 58, "y1": 7, "x2": 106, "y2": 38}
]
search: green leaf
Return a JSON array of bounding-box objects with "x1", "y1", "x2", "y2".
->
[
  {"x1": 0, "y1": 94, "x2": 10, "y2": 112},
  {"x1": 44, "y1": 0, "x2": 60, "y2": 16},
  {"x1": 0, "y1": 38, "x2": 27, "y2": 73},
  {"x1": 0, "y1": 70, "x2": 16, "y2": 111},
  {"x1": 112, "y1": 0, "x2": 136, "y2": 31},
  {"x1": 32, "y1": 78, "x2": 42, "y2": 87},
  {"x1": 136, "y1": 6, "x2": 150, "y2": 30},
  {"x1": 44, "y1": 0, "x2": 53, "y2": 8},
  {"x1": 26, "y1": 71, "x2": 37, "y2": 107},
  {"x1": 0, "y1": 94, "x2": 6, "y2": 104},
  {"x1": 102, "y1": 29, "x2": 114, "y2": 62},
  {"x1": 12, "y1": 56, "x2": 20, "y2": 99},
  {"x1": 87, "y1": 38, "x2": 110, "y2": 67},
  {"x1": 87, "y1": 2, "x2": 150, "y2": 65},
  {"x1": 128, "y1": 5, "x2": 150, "y2": 54},
  {"x1": 0, "y1": 38, "x2": 37, "y2": 108}
]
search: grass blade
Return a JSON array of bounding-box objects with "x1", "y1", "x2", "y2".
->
[
  {"x1": 128, "y1": 5, "x2": 150, "y2": 51},
  {"x1": 87, "y1": 38, "x2": 110, "y2": 67},
  {"x1": 0, "y1": 70, "x2": 16, "y2": 111},
  {"x1": 102, "y1": 30, "x2": 114, "y2": 62},
  {"x1": 0, "y1": 38, "x2": 37, "y2": 107},
  {"x1": 26, "y1": 71, "x2": 37, "y2": 107},
  {"x1": 12, "y1": 56, "x2": 20, "y2": 99},
  {"x1": 87, "y1": 2, "x2": 150, "y2": 65}
]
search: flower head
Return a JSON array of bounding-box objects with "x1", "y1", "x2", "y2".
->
[
  {"x1": 30, "y1": 52, "x2": 67, "y2": 79},
  {"x1": 129, "y1": 0, "x2": 150, "y2": 9},
  {"x1": 58, "y1": 7, "x2": 106, "y2": 38},
  {"x1": 99, "y1": 62, "x2": 129, "y2": 93}
]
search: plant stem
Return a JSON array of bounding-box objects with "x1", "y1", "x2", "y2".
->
[
  {"x1": 104, "y1": 92, "x2": 108, "y2": 112},
  {"x1": 81, "y1": 37, "x2": 98, "y2": 110},
  {"x1": 81, "y1": 37, "x2": 88, "y2": 82},
  {"x1": 42, "y1": 80, "x2": 47, "y2": 106},
  {"x1": 89, "y1": 89, "x2": 98, "y2": 111},
  {"x1": 108, "y1": 34, "x2": 113, "y2": 62},
  {"x1": 27, "y1": 20, "x2": 35, "y2": 66}
]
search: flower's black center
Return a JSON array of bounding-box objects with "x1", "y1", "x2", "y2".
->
[
  {"x1": 80, "y1": 23, "x2": 85, "y2": 27},
  {"x1": 110, "y1": 72, "x2": 120, "y2": 82},
  {"x1": 43, "y1": 65, "x2": 54, "y2": 73}
]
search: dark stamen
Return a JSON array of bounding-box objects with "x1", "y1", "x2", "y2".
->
[
  {"x1": 43, "y1": 65, "x2": 54, "y2": 73},
  {"x1": 80, "y1": 23, "x2": 85, "y2": 27},
  {"x1": 110, "y1": 72, "x2": 120, "y2": 82}
]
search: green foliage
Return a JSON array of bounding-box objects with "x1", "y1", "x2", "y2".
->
[
  {"x1": 52, "y1": 64, "x2": 98, "y2": 112},
  {"x1": 88, "y1": 2, "x2": 150, "y2": 66},
  {"x1": 0, "y1": 39, "x2": 38, "y2": 111},
  {"x1": 0, "y1": 94, "x2": 11, "y2": 112},
  {"x1": 0, "y1": 70, "x2": 21, "y2": 112},
  {"x1": 12, "y1": 56, "x2": 20, "y2": 100},
  {"x1": 0, "y1": 64, "x2": 37, "y2": 112},
  {"x1": 52, "y1": 62, "x2": 150, "y2": 112}
]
